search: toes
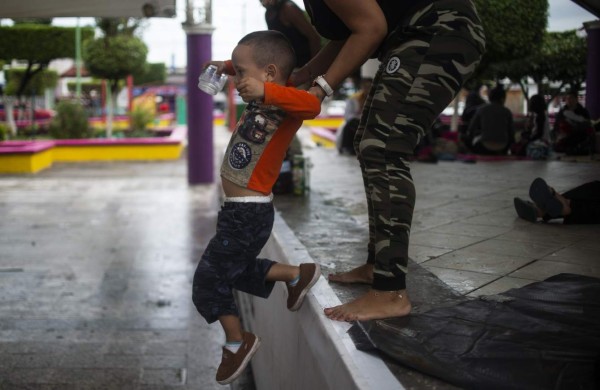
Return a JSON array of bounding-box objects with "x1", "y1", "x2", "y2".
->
[
  {"x1": 324, "y1": 305, "x2": 343, "y2": 320},
  {"x1": 325, "y1": 306, "x2": 355, "y2": 322}
]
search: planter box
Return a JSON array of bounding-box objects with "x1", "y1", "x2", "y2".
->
[{"x1": 0, "y1": 126, "x2": 186, "y2": 174}]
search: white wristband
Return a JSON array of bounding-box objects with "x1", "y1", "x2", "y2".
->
[{"x1": 313, "y1": 75, "x2": 334, "y2": 97}]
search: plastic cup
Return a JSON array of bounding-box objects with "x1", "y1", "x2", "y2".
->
[{"x1": 198, "y1": 65, "x2": 228, "y2": 95}]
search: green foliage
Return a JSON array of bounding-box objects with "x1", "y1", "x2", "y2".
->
[
  {"x1": 474, "y1": 0, "x2": 547, "y2": 64},
  {"x1": 467, "y1": 0, "x2": 548, "y2": 86},
  {"x1": 130, "y1": 106, "x2": 154, "y2": 132},
  {"x1": 0, "y1": 25, "x2": 94, "y2": 63},
  {"x1": 539, "y1": 30, "x2": 587, "y2": 89},
  {"x1": 0, "y1": 122, "x2": 9, "y2": 141},
  {"x1": 95, "y1": 18, "x2": 146, "y2": 38},
  {"x1": 83, "y1": 35, "x2": 148, "y2": 84},
  {"x1": 11, "y1": 18, "x2": 53, "y2": 25},
  {"x1": 491, "y1": 29, "x2": 587, "y2": 98},
  {"x1": 49, "y1": 100, "x2": 91, "y2": 139},
  {"x1": 66, "y1": 80, "x2": 103, "y2": 95},
  {"x1": 4, "y1": 68, "x2": 58, "y2": 96},
  {"x1": 133, "y1": 62, "x2": 167, "y2": 85}
]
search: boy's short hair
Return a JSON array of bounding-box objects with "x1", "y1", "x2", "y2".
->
[{"x1": 238, "y1": 30, "x2": 297, "y2": 80}]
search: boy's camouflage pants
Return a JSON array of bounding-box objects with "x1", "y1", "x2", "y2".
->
[
  {"x1": 353, "y1": 0, "x2": 486, "y2": 291},
  {"x1": 192, "y1": 201, "x2": 276, "y2": 324}
]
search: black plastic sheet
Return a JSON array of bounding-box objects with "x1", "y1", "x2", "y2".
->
[{"x1": 353, "y1": 274, "x2": 600, "y2": 390}]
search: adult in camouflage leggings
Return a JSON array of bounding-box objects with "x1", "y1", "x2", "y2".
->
[
  {"x1": 356, "y1": 0, "x2": 485, "y2": 288},
  {"x1": 303, "y1": 0, "x2": 485, "y2": 321}
]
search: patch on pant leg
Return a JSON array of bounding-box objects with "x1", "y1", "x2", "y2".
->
[{"x1": 386, "y1": 57, "x2": 401, "y2": 74}]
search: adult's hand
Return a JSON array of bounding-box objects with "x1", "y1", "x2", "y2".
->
[
  {"x1": 308, "y1": 85, "x2": 326, "y2": 102},
  {"x1": 289, "y1": 68, "x2": 309, "y2": 88}
]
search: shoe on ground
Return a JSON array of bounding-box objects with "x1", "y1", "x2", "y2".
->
[
  {"x1": 529, "y1": 177, "x2": 563, "y2": 218},
  {"x1": 513, "y1": 197, "x2": 538, "y2": 222},
  {"x1": 216, "y1": 332, "x2": 261, "y2": 385},
  {"x1": 287, "y1": 263, "x2": 321, "y2": 311}
]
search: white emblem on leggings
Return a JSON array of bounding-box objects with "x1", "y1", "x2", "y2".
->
[{"x1": 386, "y1": 57, "x2": 401, "y2": 74}]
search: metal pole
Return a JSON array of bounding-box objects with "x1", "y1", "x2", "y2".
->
[
  {"x1": 584, "y1": 20, "x2": 600, "y2": 121},
  {"x1": 75, "y1": 17, "x2": 82, "y2": 99},
  {"x1": 183, "y1": 0, "x2": 216, "y2": 184}
]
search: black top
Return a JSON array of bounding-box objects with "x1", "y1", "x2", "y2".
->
[
  {"x1": 303, "y1": 0, "x2": 434, "y2": 56},
  {"x1": 266, "y1": 0, "x2": 313, "y2": 67}
]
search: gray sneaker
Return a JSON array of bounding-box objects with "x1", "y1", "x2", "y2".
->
[
  {"x1": 529, "y1": 177, "x2": 563, "y2": 218},
  {"x1": 514, "y1": 197, "x2": 538, "y2": 222},
  {"x1": 287, "y1": 263, "x2": 321, "y2": 311}
]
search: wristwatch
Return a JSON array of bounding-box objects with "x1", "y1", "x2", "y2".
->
[{"x1": 313, "y1": 75, "x2": 334, "y2": 97}]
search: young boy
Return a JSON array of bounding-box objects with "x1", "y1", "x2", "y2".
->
[{"x1": 192, "y1": 30, "x2": 322, "y2": 385}]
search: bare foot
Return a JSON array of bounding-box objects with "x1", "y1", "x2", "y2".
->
[
  {"x1": 328, "y1": 263, "x2": 373, "y2": 284},
  {"x1": 323, "y1": 289, "x2": 412, "y2": 321}
]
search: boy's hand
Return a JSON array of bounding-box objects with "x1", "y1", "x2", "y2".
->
[
  {"x1": 237, "y1": 77, "x2": 265, "y2": 103},
  {"x1": 202, "y1": 60, "x2": 225, "y2": 75}
]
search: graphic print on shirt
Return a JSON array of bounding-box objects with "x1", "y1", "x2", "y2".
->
[
  {"x1": 227, "y1": 102, "x2": 285, "y2": 171},
  {"x1": 229, "y1": 142, "x2": 253, "y2": 169}
]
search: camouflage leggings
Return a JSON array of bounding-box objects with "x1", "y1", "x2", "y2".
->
[{"x1": 353, "y1": 0, "x2": 486, "y2": 291}]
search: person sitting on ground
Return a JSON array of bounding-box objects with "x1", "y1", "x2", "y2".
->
[
  {"x1": 458, "y1": 87, "x2": 486, "y2": 149},
  {"x1": 191, "y1": 30, "x2": 322, "y2": 385},
  {"x1": 514, "y1": 177, "x2": 600, "y2": 224},
  {"x1": 512, "y1": 94, "x2": 550, "y2": 159},
  {"x1": 337, "y1": 77, "x2": 372, "y2": 154},
  {"x1": 552, "y1": 91, "x2": 594, "y2": 155},
  {"x1": 466, "y1": 85, "x2": 514, "y2": 155}
]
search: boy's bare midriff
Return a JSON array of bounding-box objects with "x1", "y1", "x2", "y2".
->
[{"x1": 221, "y1": 177, "x2": 268, "y2": 198}]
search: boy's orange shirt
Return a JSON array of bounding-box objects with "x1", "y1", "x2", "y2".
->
[{"x1": 220, "y1": 82, "x2": 321, "y2": 195}]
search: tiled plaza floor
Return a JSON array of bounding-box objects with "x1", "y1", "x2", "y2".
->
[{"x1": 1, "y1": 124, "x2": 598, "y2": 389}]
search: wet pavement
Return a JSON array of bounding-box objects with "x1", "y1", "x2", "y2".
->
[
  {"x1": 1, "y1": 124, "x2": 599, "y2": 389},
  {"x1": 274, "y1": 126, "x2": 600, "y2": 388},
  {"x1": 0, "y1": 158, "x2": 228, "y2": 389}
]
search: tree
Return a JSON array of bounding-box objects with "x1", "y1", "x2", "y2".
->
[
  {"x1": 467, "y1": 0, "x2": 548, "y2": 87},
  {"x1": 538, "y1": 30, "x2": 587, "y2": 95},
  {"x1": 132, "y1": 62, "x2": 167, "y2": 85},
  {"x1": 0, "y1": 23, "x2": 94, "y2": 135},
  {"x1": 11, "y1": 18, "x2": 53, "y2": 25},
  {"x1": 492, "y1": 29, "x2": 587, "y2": 108},
  {"x1": 83, "y1": 33, "x2": 148, "y2": 138},
  {"x1": 3, "y1": 69, "x2": 58, "y2": 137},
  {"x1": 4, "y1": 68, "x2": 58, "y2": 97},
  {"x1": 95, "y1": 18, "x2": 146, "y2": 38},
  {"x1": 82, "y1": 17, "x2": 148, "y2": 138},
  {"x1": 0, "y1": 24, "x2": 94, "y2": 100}
]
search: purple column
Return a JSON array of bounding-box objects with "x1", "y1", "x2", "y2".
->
[
  {"x1": 584, "y1": 21, "x2": 600, "y2": 120},
  {"x1": 185, "y1": 25, "x2": 215, "y2": 184}
]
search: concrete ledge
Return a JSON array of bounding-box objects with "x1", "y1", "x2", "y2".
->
[{"x1": 238, "y1": 212, "x2": 402, "y2": 390}]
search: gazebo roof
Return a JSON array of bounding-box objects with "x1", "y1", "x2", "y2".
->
[
  {"x1": 572, "y1": 0, "x2": 600, "y2": 17},
  {"x1": 0, "y1": 0, "x2": 176, "y2": 18}
]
